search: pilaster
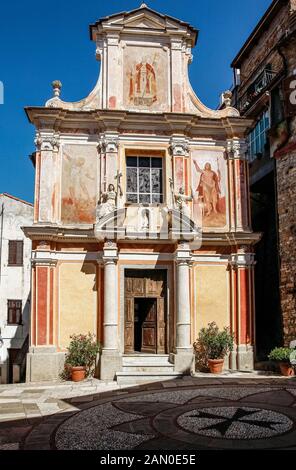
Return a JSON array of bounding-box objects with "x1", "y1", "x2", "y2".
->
[
  {"x1": 226, "y1": 138, "x2": 250, "y2": 232},
  {"x1": 229, "y1": 247, "x2": 256, "y2": 371}
]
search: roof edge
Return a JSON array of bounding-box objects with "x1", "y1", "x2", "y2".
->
[
  {"x1": 0, "y1": 193, "x2": 34, "y2": 207},
  {"x1": 231, "y1": 0, "x2": 287, "y2": 68},
  {"x1": 89, "y1": 5, "x2": 198, "y2": 45}
]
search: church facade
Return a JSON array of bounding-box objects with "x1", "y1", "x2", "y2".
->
[{"x1": 24, "y1": 4, "x2": 260, "y2": 383}]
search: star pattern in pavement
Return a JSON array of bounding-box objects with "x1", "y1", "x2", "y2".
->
[{"x1": 187, "y1": 408, "x2": 282, "y2": 437}]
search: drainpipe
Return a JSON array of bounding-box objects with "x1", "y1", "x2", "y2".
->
[{"x1": 0, "y1": 203, "x2": 4, "y2": 288}]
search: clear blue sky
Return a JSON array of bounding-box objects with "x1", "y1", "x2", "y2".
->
[{"x1": 0, "y1": 0, "x2": 271, "y2": 203}]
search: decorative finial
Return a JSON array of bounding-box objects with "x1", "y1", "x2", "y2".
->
[
  {"x1": 52, "y1": 80, "x2": 62, "y2": 98},
  {"x1": 140, "y1": 2, "x2": 147, "y2": 8},
  {"x1": 222, "y1": 90, "x2": 232, "y2": 107}
]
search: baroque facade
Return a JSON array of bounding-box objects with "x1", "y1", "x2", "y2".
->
[{"x1": 24, "y1": 4, "x2": 259, "y2": 383}]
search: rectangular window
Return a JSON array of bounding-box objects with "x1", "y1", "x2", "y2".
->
[
  {"x1": 8, "y1": 240, "x2": 23, "y2": 266},
  {"x1": 126, "y1": 156, "x2": 163, "y2": 204},
  {"x1": 7, "y1": 300, "x2": 22, "y2": 325},
  {"x1": 247, "y1": 110, "x2": 270, "y2": 162}
]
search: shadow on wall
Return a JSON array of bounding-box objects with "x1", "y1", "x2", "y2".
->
[{"x1": 1, "y1": 296, "x2": 30, "y2": 384}]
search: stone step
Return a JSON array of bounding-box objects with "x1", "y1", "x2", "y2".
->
[
  {"x1": 122, "y1": 354, "x2": 171, "y2": 366},
  {"x1": 122, "y1": 364, "x2": 175, "y2": 373},
  {"x1": 116, "y1": 371, "x2": 183, "y2": 385}
]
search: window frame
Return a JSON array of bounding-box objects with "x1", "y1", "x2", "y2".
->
[
  {"x1": 126, "y1": 155, "x2": 164, "y2": 205},
  {"x1": 7, "y1": 299, "x2": 23, "y2": 325},
  {"x1": 247, "y1": 110, "x2": 270, "y2": 162},
  {"x1": 8, "y1": 240, "x2": 24, "y2": 267}
]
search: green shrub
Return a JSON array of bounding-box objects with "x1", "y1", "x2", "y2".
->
[
  {"x1": 268, "y1": 347, "x2": 293, "y2": 363},
  {"x1": 193, "y1": 322, "x2": 234, "y2": 364},
  {"x1": 64, "y1": 333, "x2": 101, "y2": 377}
]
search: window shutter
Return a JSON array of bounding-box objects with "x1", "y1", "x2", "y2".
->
[
  {"x1": 7, "y1": 300, "x2": 22, "y2": 324},
  {"x1": 8, "y1": 241, "x2": 23, "y2": 266},
  {"x1": 16, "y1": 241, "x2": 23, "y2": 265},
  {"x1": 8, "y1": 241, "x2": 17, "y2": 265}
]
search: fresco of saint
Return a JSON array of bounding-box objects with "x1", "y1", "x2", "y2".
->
[
  {"x1": 129, "y1": 60, "x2": 157, "y2": 106},
  {"x1": 193, "y1": 161, "x2": 220, "y2": 216},
  {"x1": 192, "y1": 155, "x2": 226, "y2": 228}
]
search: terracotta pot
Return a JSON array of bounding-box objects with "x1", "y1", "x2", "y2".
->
[
  {"x1": 71, "y1": 366, "x2": 86, "y2": 382},
  {"x1": 208, "y1": 358, "x2": 224, "y2": 374},
  {"x1": 279, "y1": 362, "x2": 295, "y2": 377}
]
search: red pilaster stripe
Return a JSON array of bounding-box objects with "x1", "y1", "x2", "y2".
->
[
  {"x1": 239, "y1": 268, "x2": 249, "y2": 345},
  {"x1": 37, "y1": 267, "x2": 48, "y2": 345},
  {"x1": 49, "y1": 268, "x2": 54, "y2": 345},
  {"x1": 31, "y1": 267, "x2": 37, "y2": 346},
  {"x1": 233, "y1": 268, "x2": 238, "y2": 345}
]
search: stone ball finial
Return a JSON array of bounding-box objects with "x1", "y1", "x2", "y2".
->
[
  {"x1": 222, "y1": 90, "x2": 233, "y2": 107},
  {"x1": 140, "y1": 2, "x2": 148, "y2": 8},
  {"x1": 52, "y1": 80, "x2": 62, "y2": 98}
]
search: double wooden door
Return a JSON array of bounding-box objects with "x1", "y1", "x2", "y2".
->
[{"x1": 125, "y1": 270, "x2": 166, "y2": 354}]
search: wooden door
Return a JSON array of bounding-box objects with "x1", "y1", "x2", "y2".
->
[
  {"x1": 141, "y1": 299, "x2": 157, "y2": 353},
  {"x1": 124, "y1": 297, "x2": 134, "y2": 353},
  {"x1": 157, "y1": 298, "x2": 166, "y2": 354},
  {"x1": 124, "y1": 270, "x2": 167, "y2": 354}
]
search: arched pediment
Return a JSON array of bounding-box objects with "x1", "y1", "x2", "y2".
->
[{"x1": 94, "y1": 206, "x2": 201, "y2": 242}]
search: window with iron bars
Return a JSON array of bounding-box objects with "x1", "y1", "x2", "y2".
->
[{"x1": 126, "y1": 156, "x2": 163, "y2": 204}]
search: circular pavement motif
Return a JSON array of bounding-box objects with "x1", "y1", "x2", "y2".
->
[
  {"x1": 177, "y1": 406, "x2": 293, "y2": 439},
  {"x1": 51, "y1": 386, "x2": 296, "y2": 450}
]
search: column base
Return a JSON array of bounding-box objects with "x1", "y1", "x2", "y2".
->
[
  {"x1": 170, "y1": 350, "x2": 194, "y2": 375},
  {"x1": 26, "y1": 346, "x2": 65, "y2": 382},
  {"x1": 229, "y1": 345, "x2": 254, "y2": 371},
  {"x1": 99, "y1": 350, "x2": 122, "y2": 381}
]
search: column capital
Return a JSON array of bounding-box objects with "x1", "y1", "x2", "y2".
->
[
  {"x1": 169, "y1": 136, "x2": 190, "y2": 157},
  {"x1": 97, "y1": 133, "x2": 119, "y2": 154},
  {"x1": 103, "y1": 240, "x2": 118, "y2": 263},
  {"x1": 226, "y1": 138, "x2": 248, "y2": 160},
  {"x1": 34, "y1": 132, "x2": 60, "y2": 152},
  {"x1": 229, "y1": 252, "x2": 256, "y2": 269},
  {"x1": 175, "y1": 241, "x2": 191, "y2": 264},
  {"x1": 31, "y1": 258, "x2": 58, "y2": 267}
]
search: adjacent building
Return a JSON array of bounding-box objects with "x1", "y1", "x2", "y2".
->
[
  {"x1": 0, "y1": 193, "x2": 33, "y2": 383},
  {"x1": 231, "y1": 0, "x2": 296, "y2": 359},
  {"x1": 24, "y1": 4, "x2": 260, "y2": 383}
]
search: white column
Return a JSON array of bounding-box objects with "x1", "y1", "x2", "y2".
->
[
  {"x1": 103, "y1": 256, "x2": 118, "y2": 351},
  {"x1": 176, "y1": 259, "x2": 191, "y2": 351},
  {"x1": 100, "y1": 241, "x2": 121, "y2": 381},
  {"x1": 174, "y1": 243, "x2": 194, "y2": 374}
]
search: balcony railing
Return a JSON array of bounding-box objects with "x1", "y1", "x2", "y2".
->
[{"x1": 239, "y1": 69, "x2": 279, "y2": 113}]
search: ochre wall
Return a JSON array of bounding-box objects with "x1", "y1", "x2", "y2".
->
[
  {"x1": 58, "y1": 262, "x2": 98, "y2": 349},
  {"x1": 193, "y1": 264, "x2": 229, "y2": 339}
]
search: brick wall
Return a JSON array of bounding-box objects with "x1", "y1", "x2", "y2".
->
[
  {"x1": 276, "y1": 153, "x2": 296, "y2": 344},
  {"x1": 276, "y1": 33, "x2": 296, "y2": 345},
  {"x1": 239, "y1": 3, "x2": 289, "y2": 93}
]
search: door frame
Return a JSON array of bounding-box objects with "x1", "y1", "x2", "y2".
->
[{"x1": 120, "y1": 263, "x2": 173, "y2": 355}]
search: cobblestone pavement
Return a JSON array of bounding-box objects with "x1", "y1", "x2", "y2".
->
[{"x1": 0, "y1": 374, "x2": 295, "y2": 450}]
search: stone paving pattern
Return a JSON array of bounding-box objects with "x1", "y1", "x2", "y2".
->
[{"x1": 0, "y1": 374, "x2": 295, "y2": 450}]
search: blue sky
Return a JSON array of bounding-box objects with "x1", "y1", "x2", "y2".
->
[{"x1": 0, "y1": 0, "x2": 271, "y2": 203}]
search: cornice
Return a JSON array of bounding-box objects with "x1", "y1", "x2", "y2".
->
[
  {"x1": 22, "y1": 224, "x2": 262, "y2": 246},
  {"x1": 24, "y1": 108, "x2": 254, "y2": 139}
]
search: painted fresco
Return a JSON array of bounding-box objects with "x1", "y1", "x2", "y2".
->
[
  {"x1": 123, "y1": 47, "x2": 168, "y2": 111},
  {"x1": 191, "y1": 150, "x2": 227, "y2": 228},
  {"x1": 61, "y1": 145, "x2": 97, "y2": 224}
]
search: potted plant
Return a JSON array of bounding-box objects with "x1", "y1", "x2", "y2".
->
[
  {"x1": 194, "y1": 322, "x2": 234, "y2": 374},
  {"x1": 268, "y1": 347, "x2": 295, "y2": 377},
  {"x1": 65, "y1": 333, "x2": 100, "y2": 382}
]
